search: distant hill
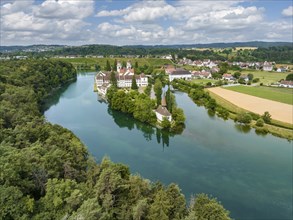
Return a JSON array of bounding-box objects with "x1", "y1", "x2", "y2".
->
[
  {"x1": 1, "y1": 41, "x2": 292, "y2": 53},
  {"x1": 126, "y1": 41, "x2": 292, "y2": 49}
]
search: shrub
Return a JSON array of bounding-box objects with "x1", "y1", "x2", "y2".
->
[
  {"x1": 252, "y1": 78, "x2": 260, "y2": 83},
  {"x1": 256, "y1": 118, "x2": 264, "y2": 127},
  {"x1": 236, "y1": 112, "x2": 252, "y2": 124}
]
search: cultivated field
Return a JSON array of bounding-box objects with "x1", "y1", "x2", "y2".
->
[
  {"x1": 224, "y1": 85, "x2": 293, "y2": 105},
  {"x1": 208, "y1": 87, "x2": 293, "y2": 124}
]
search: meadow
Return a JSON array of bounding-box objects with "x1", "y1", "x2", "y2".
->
[
  {"x1": 228, "y1": 69, "x2": 289, "y2": 85},
  {"x1": 224, "y1": 85, "x2": 293, "y2": 105}
]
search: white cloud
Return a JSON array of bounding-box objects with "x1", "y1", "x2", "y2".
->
[
  {"x1": 1, "y1": 0, "x2": 292, "y2": 45},
  {"x1": 0, "y1": 0, "x2": 94, "y2": 45},
  {"x1": 282, "y1": 6, "x2": 293, "y2": 17}
]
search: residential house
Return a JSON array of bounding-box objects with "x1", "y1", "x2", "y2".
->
[
  {"x1": 279, "y1": 80, "x2": 293, "y2": 88},
  {"x1": 263, "y1": 61, "x2": 273, "y2": 71},
  {"x1": 192, "y1": 70, "x2": 212, "y2": 79},
  {"x1": 240, "y1": 74, "x2": 249, "y2": 82},
  {"x1": 169, "y1": 69, "x2": 192, "y2": 81},
  {"x1": 222, "y1": 74, "x2": 235, "y2": 81},
  {"x1": 277, "y1": 67, "x2": 287, "y2": 72}
]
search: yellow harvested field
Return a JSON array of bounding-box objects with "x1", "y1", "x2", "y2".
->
[{"x1": 208, "y1": 87, "x2": 293, "y2": 124}]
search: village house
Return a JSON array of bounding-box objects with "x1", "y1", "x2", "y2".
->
[
  {"x1": 276, "y1": 67, "x2": 287, "y2": 72},
  {"x1": 211, "y1": 67, "x2": 220, "y2": 73},
  {"x1": 222, "y1": 73, "x2": 235, "y2": 81},
  {"x1": 240, "y1": 74, "x2": 249, "y2": 82},
  {"x1": 164, "y1": 65, "x2": 176, "y2": 75},
  {"x1": 192, "y1": 70, "x2": 212, "y2": 79},
  {"x1": 168, "y1": 69, "x2": 192, "y2": 81},
  {"x1": 155, "y1": 96, "x2": 172, "y2": 122},
  {"x1": 263, "y1": 61, "x2": 273, "y2": 71},
  {"x1": 279, "y1": 80, "x2": 293, "y2": 88}
]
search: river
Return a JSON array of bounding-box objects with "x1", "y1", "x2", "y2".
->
[{"x1": 45, "y1": 73, "x2": 292, "y2": 219}]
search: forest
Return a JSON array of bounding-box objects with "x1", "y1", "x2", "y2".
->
[
  {"x1": 2, "y1": 44, "x2": 292, "y2": 63},
  {"x1": 0, "y1": 59, "x2": 231, "y2": 219}
]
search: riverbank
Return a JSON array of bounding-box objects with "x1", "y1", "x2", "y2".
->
[
  {"x1": 208, "y1": 89, "x2": 293, "y2": 140},
  {"x1": 172, "y1": 79, "x2": 292, "y2": 141}
]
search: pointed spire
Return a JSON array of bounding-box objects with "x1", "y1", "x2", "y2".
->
[{"x1": 161, "y1": 93, "x2": 167, "y2": 107}]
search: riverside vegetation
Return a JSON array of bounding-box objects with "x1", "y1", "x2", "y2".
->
[
  {"x1": 0, "y1": 60, "x2": 231, "y2": 219},
  {"x1": 172, "y1": 79, "x2": 293, "y2": 140}
]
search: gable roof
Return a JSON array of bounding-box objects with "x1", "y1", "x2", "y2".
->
[{"x1": 156, "y1": 105, "x2": 171, "y2": 117}]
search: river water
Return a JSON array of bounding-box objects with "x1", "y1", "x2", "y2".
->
[{"x1": 45, "y1": 73, "x2": 292, "y2": 219}]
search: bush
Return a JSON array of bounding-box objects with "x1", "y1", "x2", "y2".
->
[
  {"x1": 256, "y1": 118, "x2": 264, "y2": 127},
  {"x1": 252, "y1": 78, "x2": 260, "y2": 83},
  {"x1": 236, "y1": 112, "x2": 252, "y2": 124}
]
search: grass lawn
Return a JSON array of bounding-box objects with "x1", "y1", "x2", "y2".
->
[
  {"x1": 228, "y1": 69, "x2": 289, "y2": 85},
  {"x1": 224, "y1": 85, "x2": 293, "y2": 105},
  {"x1": 52, "y1": 57, "x2": 172, "y2": 70},
  {"x1": 191, "y1": 79, "x2": 217, "y2": 85}
]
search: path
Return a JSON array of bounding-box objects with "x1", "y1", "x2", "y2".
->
[{"x1": 208, "y1": 87, "x2": 293, "y2": 124}]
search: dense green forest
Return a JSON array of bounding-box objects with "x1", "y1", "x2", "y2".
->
[
  {"x1": 0, "y1": 60, "x2": 231, "y2": 219},
  {"x1": 1, "y1": 44, "x2": 292, "y2": 63}
]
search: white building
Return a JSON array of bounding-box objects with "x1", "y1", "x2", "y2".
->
[
  {"x1": 155, "y1": 96, "x2": 172, "y2": 122},
  {"x1": 169, "y1": 69, "x2": 192, "y2": 81}
]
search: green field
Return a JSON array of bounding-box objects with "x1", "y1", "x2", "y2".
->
[
  {"x1": 224, "y1": 85, "x2": 293, "y2": 105},
  {"x1": 52, "y1": 57, "x2": 172, "y2": 70},
  {"x1": 191, "y1": 79, "x2": 217, "y2": 85},
  {"x1": 228, "y1": 69, "x2": 289, "y2": 85}
]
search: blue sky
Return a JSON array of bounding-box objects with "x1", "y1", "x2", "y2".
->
[{"x1": 1, "y1": 0, "x2": 292, "y2": 45}]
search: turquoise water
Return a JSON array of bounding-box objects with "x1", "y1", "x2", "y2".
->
[{"x1": 45, "y1": 73, "x2": 293, "y2": 219}]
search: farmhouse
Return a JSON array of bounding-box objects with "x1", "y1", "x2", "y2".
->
[{"x1": 169, "y1": 69, "x2": 192, "y2": 81}]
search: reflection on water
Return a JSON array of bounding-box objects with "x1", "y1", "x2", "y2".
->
[
  {"x1": 234, "y1": 124, "x2": 252, "y2": 133},
  {"x1": 107, "y1": 107, "x2": 173, "y2": 148},
  {"x1": 41, "y1": 81, "x2": 73, "y2": 113}
]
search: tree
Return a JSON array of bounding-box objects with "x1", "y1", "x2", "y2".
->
[
  {"x1": 105, "y1": 60, "x2": 111, "y2": 71},
  {"x1": 154, "y1": 78, "x2": 163, "y2": 106},
  {"x1": 149, "y1": 190, "x2": 171, "y2": 220},
  {"x1": 262, "y1": 111, "x2": 271, "y2": 123},
  {"x1": 165, "y1": 86, "x2": 173, "y2": 112},
  {"x1": 233, "y1": 72, "x2": 241, "y2": 79},
  {"x1": 131, "y1": 75, "x2": 138, "y2": 90},
  {"x1": 247, "y1": 73, "x2": 254, "y2": 80},
  {"x1": 285, "y1": 73, "x2": 293, "y2": 81},
  {"x1": 188, "y1": 194, "x2": 231, "y2": 220},
  {"x1": 135, "y1": 61, "x2": 138, "y2": 69},
  {"x1": 161, "y1": 117, "x2": 171, "y2": 129},
  {"x1": 172, "y1": 107, "x2": 185, "y2": 125},
  {"x1": 110, "y1": 71, "x2": 117, "y2": 88},
  {"x1": 113, "y1": 59, "x2": 117, "y2": 71},
  {"x1": 95, "y1": 64, "x2": 101, "y2": 71}
]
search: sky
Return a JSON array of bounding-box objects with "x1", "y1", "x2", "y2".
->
[{"x1": 0, "y1": 0, "x2": 292, "y2": 46}]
